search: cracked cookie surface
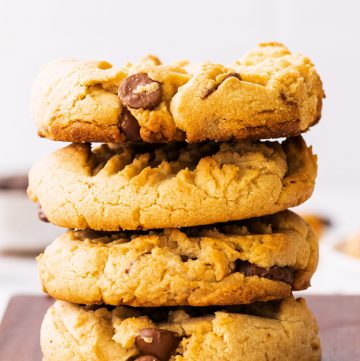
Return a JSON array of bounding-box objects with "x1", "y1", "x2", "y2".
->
[
  {"x1": 31, "y1": 42, "x2": 324, "y2": 143},
  {"x1": 41, "y1": 296, "x2": 321, "y2": 361},
  {"x1": 28, "y1": 136, "x2": 317, "y2": 230},
  {"x1": 37, "y1": 211, "x2": 318, "y2": 306}
]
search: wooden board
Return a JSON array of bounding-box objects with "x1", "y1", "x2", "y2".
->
[
  {"x1": 0, "y1": 295, "x2": 359, "y2": 360},
  {"x1": 0, "y1": 295, "x2": 53, "y2": 361}
]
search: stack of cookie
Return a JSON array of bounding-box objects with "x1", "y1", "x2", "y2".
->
[{"x1": 28, "y1": 42, "x2": 324, "y2": 361}]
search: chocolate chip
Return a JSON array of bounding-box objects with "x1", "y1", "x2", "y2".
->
[
  {"x1": 235, "y1": 260, "x2": 294, "y2": 286},
  {"x1": 134, "y1": 356, "x2": 161, "y2": 361},
  {"x1": 119, "y1": 108, "x2": 141, "y2": 141},
  {"x1": 118, "y1": 73, "x2": 163, "y2": 110},
  {"x1": 37, "y1": 203, "x2": 49, "y2": 223},
  {"x1": 201, "y1": 72, "x2": 242, "y2": 99},
  {"x1": 135, "y1": 328, "x2": 180, "y2": 361}
]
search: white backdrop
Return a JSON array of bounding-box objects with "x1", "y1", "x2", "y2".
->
[{"x1": 0, "y1": 0, "x2": 359, "y2": 190}]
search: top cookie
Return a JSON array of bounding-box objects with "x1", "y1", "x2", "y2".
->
[{"x1": 31, "y1": 43, "x2": 324, "y2": 143}]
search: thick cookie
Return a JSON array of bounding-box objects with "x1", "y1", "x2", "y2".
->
[
  {"x1": 37, "y1": 211, "x2": 318, "y2": 306},
  {"x1": 28, "y1": 136, "x2": 317, "y2": 230},
  {"x1": 31, "y1": 42, "x2": 324, "y2": 143},
  {"x1": 41, "y1": 296, "x2": 321, "y2": 361}
]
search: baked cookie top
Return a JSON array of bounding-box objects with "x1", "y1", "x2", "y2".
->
[
  {"x1": 28, "y1": 136, "x2": 317, "y2": 230},
  {"x1": 37, "y1": 210, "x2": 318, "y2": 307},
  {"x1": 31, "y1": 42, "x2": 324, "y2": 143},
  {"x1": 41, "y1": 297, "x2": 321, "y2": 361}
]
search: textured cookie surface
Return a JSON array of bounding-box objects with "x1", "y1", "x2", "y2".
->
[
  {"x1": 37, "y1": 211, "x2": 318, "y2": 306},
  {"x1": 31, "y1": 42, "x2": 324, "y2": 143},
  {"x1": 28, "y1": 136, "x2": 317, "y2": 230},
  {"x1": 41, "y1": 297, "x2": 321, "y2": 361}
]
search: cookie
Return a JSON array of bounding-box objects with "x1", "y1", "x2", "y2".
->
[
  {"x1": 28, "y1": 136, "x2": 317, "y2": 231},
  {"x1": 41, "y1": 296, "x2": 321, "y2": 361},
  {"x1": 37, "y1": 210, "x2": 318, "y2": 306},
  {"x1": 31, "y1": 42, "x2": 324, "y2": 143}
]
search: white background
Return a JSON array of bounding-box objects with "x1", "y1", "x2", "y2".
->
[{"x1": 1, "y1": 0, "x2": 360, "y2": 317}]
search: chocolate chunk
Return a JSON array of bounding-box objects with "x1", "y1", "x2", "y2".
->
[
  {"x1": 134, "y1": 356, "x2": 161, "y2": 361},
  {"x1": 37, "y1": 203, "x2": 49, "y2": 223},
  {"x1": 0, "y1": 175, "x2": 28, "y2": 190},
  {"x1": 118, "y1": 73, "x2": 163, "y2": 110},
  {"x1": 119, "y1": 108, "x2": 141, "y2": 141},
  {"x1": 201, "y1": 72, "x2": 242, "y2": 99},
  {"x1": 135, "y1": 328, "x2": 180, "y2": 361},
  {"x1": 235, "y1": 260, "x2": 294, "y2": 286}
]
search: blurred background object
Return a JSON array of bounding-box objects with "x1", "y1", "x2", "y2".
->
[
  {"x1": 0, "y1": 0, "x2": 359, "y2": 318},
  {"x1": 0, "y1": 175, "x2": 62, "y2": 253},
  {"x1": 337, "y1": 232, "x2": 360, "y2": 259}
]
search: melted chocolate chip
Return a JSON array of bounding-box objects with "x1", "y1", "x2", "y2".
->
[
  {"x1": 37, "y1": 203, "x2": 49, "y2": 223},
  {"x1": 134, "y1": 356, "x2": 161, "y2": 361},
  {"x1": 235, "y1": 260, "x2": 294, "y2": 286},
  {"x1": 201, "y1": 72, "x2": 242, "y2": 99},
  {"x1": 119, "y1": 108, "x2": 141, "y2": 141},
  {"x1": 119, "y1": 73, "x2": 163, "y2": 110},
  {"x1": 135, "y1": 328, "x2": 180, "y2": 361}
]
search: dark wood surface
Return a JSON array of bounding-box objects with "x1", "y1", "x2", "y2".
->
[
  {"x1": 0, "y1": 296, "x2": 53, "y2": 361},
  {"x1": 0, "y1": 295, "x2": 359, "y2": 360}
]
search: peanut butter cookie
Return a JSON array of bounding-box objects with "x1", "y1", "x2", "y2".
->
[
  {"x1": 31, "y1": 43, "x2": 324, "y2": 143},
  {"x1": 37, "y1": 211, "x2": 318, "y2": 306},
  {"x1": 41, "y1": 297, "x2": 321, "y2": 361},
  {"x1": 28, "y1": 137, "x2": 317, "y2": 230}
]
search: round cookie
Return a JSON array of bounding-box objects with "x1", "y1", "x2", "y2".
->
[
  {"x1": 37, "y1": 211, "x2": 318, "y2": 306},
  {"x1": 41, "y1": 296, "x2": 321, "y2": 361},
  {"x1": 31, "y1": 42, "x2": 324, "y2": 143},
  {"x1": 28, "y1": 136, "x2": 317, "y2": 231}
]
